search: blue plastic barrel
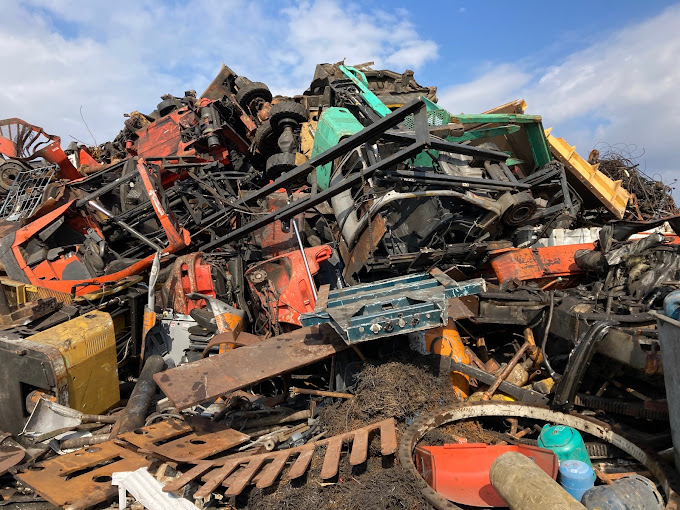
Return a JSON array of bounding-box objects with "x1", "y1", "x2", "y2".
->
[{"x1": 558, "y1": 460, "x2": 594, "y2": 502}]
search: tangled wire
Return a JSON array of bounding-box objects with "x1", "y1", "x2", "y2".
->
[{"x1": 589, "y1": 143, "x2": 678, "y2": 220}]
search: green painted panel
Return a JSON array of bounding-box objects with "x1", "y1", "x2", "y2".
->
[{"x1": 311, "y1": 107, "x2": 364, "y2": 190}]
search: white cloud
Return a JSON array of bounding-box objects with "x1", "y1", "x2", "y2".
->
[
  {"x1": 0, "y1": 0, "x2": 438, "y2": 144},
  {"x1": 438, "y1": 64, "x2": 532, "y2": 114},
  {"x1": 437, "y1": 5, "x2": 680, "y2": 199}
]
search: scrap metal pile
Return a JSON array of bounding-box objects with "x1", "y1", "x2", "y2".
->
[{"x1": 0, "y1": 61, "x2": 679, "y2": 510}]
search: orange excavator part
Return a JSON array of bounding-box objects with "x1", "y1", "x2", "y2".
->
[
  {"x1": 0, "y1": 118, "x2": 81, "y2": 180},
  {"x1": 489, "y1": 243, "x2": 593, "y2": 288},
  {"x1": 246, "y1": 245, "x2": 333, "y2": 327},
  {"x1": 424, "y1": 320, "x2": 470, "y2": 399}
]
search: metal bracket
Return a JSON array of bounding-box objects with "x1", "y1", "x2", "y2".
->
[{"x1": 300, "y1": 272, "x2": 485, "y2": 344}]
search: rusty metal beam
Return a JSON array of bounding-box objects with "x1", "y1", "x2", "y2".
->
[{"x1": 154, "y1": 324, "x2": 348, "y2": 410}]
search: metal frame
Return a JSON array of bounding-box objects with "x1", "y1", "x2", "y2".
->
[{"x1": 203, "y1": 98, "x2": 508, "y2": 251}]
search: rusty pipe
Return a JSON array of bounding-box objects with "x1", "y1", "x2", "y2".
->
[
  {"x1": 110, "y1": 355, "x2": 165, "y2": 437},
  {"x1": 60, "y1": 434, "x2": 111, "y2": 450},
  {"x1": 482, "y1": 341, "x2": 533, "y2": 401},
  {"x1": 290, "y1": 387, "x2": 354, "y2": 399}
]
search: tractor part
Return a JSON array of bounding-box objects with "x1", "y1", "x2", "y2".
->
[
  {"x1": 489, "y1": 243, "x2": 591, "y2": 288},
  {"x1": 117, "y1": 418, "x2": 249, "y2": 463},
  {"x1": 0, "y1": 163, "x2": 57, "y2": 220},
  {"x1": 15, "y1": 417, "x2": 247, "y2": 510},
  {"x1": 398, "y1": 401, "x2": 680, "y2": 510},
  {"x1": 247, "y1": 245, "x2": 332, "y2": 327},
  {"x1": 15, "y1": 435, "x2": 152, "y2": 510},
  {"x1": 268, "y1": 101, "x2": 308, "y2": 130},
  {"x1": 86, "y1": 200, "x2": 164, "y2": 253},
  {"x1": 265, "y1": 152, "x2": 297, "y2": 179},
  {"x1": 235, "y1": 81, "x2": 272, "y2": 116},
  {"x1": 161, "y1": 253, "x2": 216, "y2": 315},
  {"x1": 253, "y1": 119, "x2": 279, "y2": 157},
  {"x1": 0, "y1": 118, "x2": 81, "y2": 180},
  {"x1": 545, "y1": 128, "x2": 629, "y2": 219},
  {"x1": 199, "y1": 99, "x2": 507, "y2": 252},
  {"x1": 0, "y1": 160, "x2": 26, "y2": 192}
]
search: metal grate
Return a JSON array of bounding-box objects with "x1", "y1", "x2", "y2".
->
[
  {"x1": 0, "y1": 164, "x2": 56, "y2": 220},
  {"x1": 403, "y1": 108, "x2": 451, "y2": 130}
]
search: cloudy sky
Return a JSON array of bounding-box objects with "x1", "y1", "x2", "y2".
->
[{"x1": 2, "y1": 0, "x2": 678, "y2": 197}]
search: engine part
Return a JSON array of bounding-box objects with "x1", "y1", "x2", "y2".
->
[{"x1": 0, "y1": 311, "x2": 119, "y2": 434}]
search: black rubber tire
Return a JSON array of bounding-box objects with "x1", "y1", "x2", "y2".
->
[
  {"x1": 236, "y1": 82, "x2": 272, "y2": 112},
  {"x1": 269, "y1": 101, "x2": 308, "y2": 129},
  {"x1": 253, "y1": 120, "x2": 279, "y2": 157},
  {"x1": 265, "y1": 152, "x2": 297, "y2": 180},
  {"x1": 157, "y1": 98, "x2": 178, "y2": 117}
]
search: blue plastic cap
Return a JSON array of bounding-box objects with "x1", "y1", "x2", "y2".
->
[{"x1": 560, "y1": 460, "x2": 591, "y2": 477}]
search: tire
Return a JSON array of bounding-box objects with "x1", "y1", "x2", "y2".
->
[
  {"x1": 268, "y1": 101, "x2": 308, "y2": 129},
  {"x1": 0, "y1": 161, "x2": 25, "y2": 191},
  {"x1": 157, "y1": 98, "x2": 178, "y2": 117},
  {"x1": 236, "y1": 82, "x2": 272, "y2": 113},
  {"x1": 265, "y1": 152, "x2": 297, "y2": 180},
  {"x1": 253, "y1": 120, "x2": 279, "y2": 157}
]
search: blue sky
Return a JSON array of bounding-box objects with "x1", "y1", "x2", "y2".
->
[{"x1": 2, "y1": 0, "x2": 679, "y2": 198}]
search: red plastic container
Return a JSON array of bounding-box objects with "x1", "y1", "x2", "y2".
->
[{"x1": 415, "y1": 443, "x2": 559, "y2": 507}]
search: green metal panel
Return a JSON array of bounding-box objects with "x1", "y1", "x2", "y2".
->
[
  {"x1": 311, "y1": 107, "x2": 364, "y2": 190},
  {"x1": 449, "y1": 113, "x2": 553, "y2": 169},
  {"x1": 339, "y1": 65, "x2": 393, "y2": 117}
]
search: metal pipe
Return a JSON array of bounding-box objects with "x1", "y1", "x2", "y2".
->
[
  {"x1": 110, "y1": 355, "x2": 165, "y2": 437},
  {"x1": 290, "y1": 387, "x2": 354, "y2": 399},
  {"x1": 86, "y1": 200, "x2": 163, "y2": 252},
  {"x1": 490, "y1": 452, "x2": 586, "y2": 509},
  {"x1": 482, "y1": 341, "x2": 533, "y2": 401},
  {"x1": 291, "y1": 218, "x2": 317, "y2": 300},
  {"x1": 60, "y1": 434, "x2": 111, "y2": 450}
]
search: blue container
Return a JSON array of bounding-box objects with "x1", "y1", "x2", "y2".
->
[
  {"x1": 581, "y1": 474, "x2": 664, "y2": 509},
  {"x1": 538, "y1": 425, "x2": 594, "y2": 473},
  {"x1": 558, "y1": 460, "x2": 595, "y2": 502}
]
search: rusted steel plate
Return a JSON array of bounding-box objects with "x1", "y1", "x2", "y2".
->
[
  {"x1": 164, "y1": 418, "x2": 397, "y2": 497},
  {"x1": 118, "y1": 418, "x2": 249, "y2": 463},
  {"x1": 0, "y1": 445, "x2": 24, "y2": 476},
  {"x1": 15, "y1": 440, "x2": 150, "y2": 510},
  {"x1": 155, "y1": 324, "x2": 347, "y2": 410}
]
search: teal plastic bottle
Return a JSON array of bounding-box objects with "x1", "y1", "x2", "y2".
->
[{"x1": 538, "y1": 425, "x2": 595, "y2": 478}]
